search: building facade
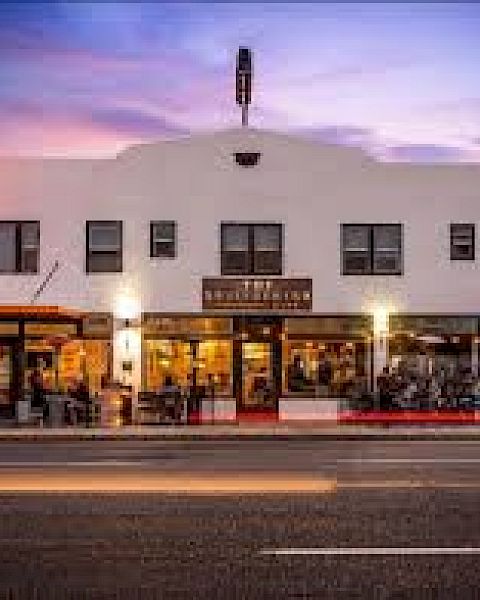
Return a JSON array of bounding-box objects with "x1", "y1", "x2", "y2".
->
[{"x1": 1, "y1": 128, "x2": 480, "y2": 419}]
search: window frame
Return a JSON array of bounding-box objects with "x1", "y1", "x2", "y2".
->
[
  {"x1": 0, "y1": 220, "x2": 40, "y2": 274},
  {"x1": 220, "y1": 222, "x2": 283, "y2": 276},
  {"x1": 86, "y1": 220, "x2": 123, "y2": 274},
  {"x1": 450, "y1": 223, "x2": 475, "y2": 261},
  {"x1": 341, "y1": 223, "x2": 403, "y2": 276},
  {"x1": 150, "y1": 220, "x2": 176, "y2": 259}
]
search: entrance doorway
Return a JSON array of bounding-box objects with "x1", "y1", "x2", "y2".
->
[
  {"x1": 233, "y1": 316, "x2": 282, "y2": 417},
  {"x1": 241, "y1": 342, "x2": 273, "y2": 407},
  {"x1": 0, "y1": 342, "x2": 13, "y2": 414}
]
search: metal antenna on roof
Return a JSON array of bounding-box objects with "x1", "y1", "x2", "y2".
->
[
  {"x1": 236, "y1": 47, "x2": 252, "y2": 127},
  {"x1": 30, "y1": 260, "x2": 60, "y2": 304}
]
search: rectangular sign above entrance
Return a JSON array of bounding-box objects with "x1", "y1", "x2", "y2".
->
[{"x1": 202, "y1": 278, "x2": 312, "y2": 311}]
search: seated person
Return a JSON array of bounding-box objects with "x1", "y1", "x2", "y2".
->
[
  {"x1": 288, "y1": 354, "x2": 306, "y2": 392},
  {"x1": 317, "y1": 353, "x2": 333, "y2": 395}
]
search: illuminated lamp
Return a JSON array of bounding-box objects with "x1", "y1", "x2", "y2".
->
[
  {"x1": 373, "y1": 307, "x2": 389, "y2": 337},
  {"x1": 114, "y1": 290, "x2": 141, "y2": 323}
]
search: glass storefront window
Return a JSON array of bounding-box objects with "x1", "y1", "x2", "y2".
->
[
  {"x1": 144, "y1": 339, "x2": 191, "y2": 392},
  {"x1": 143, "y1": 338, "x2": 233, "y2": 395},
  {"x1": 82, "y1": 340, "x2": 110, "y2": 394},
  {"x1": 389, "y1": 334, "x2": 472, "y2": 377},
  {"x1": 283, "y1": 340, "x2": 366, "y2": 397},
  {"x1": 24, "y1": 338, "x2": 110, "y2": 395},
  {"x1": 196, "y1": 340, "x2": 232, "y2": 395}
]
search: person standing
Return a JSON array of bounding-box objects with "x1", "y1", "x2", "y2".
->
[
  {"x1": 317, "y1": 352, "x2": 333, "y2": 397},
  {"x1": 159, "y1": 375, "x2": 181, "y2": 422},
  {"x1": 376, "y1": 366, "x2": 392, "y2": 411},
  {"x1": 29, "y1": 368, "x2": 47, "y2": 425},
  {"x1": 72, "y1": 379, "x2": 90, "y2": 426}
]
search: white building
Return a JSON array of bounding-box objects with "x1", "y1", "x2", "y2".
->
[{"x1": 0, "y1": 127, "x2": 480, "y2": 420}]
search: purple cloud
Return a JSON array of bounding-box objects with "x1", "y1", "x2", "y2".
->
[
  {"x1": 295, "y1": 125, "x2": 372, "y2": 147},
  {"x1": 382, "y1": 144, "x2": 471, "y2": 163},
  {"x1": 87, "y1": 107, "x2": 189, "y2": 138}
]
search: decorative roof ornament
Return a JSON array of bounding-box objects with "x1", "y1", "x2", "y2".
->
[
  {"x1": 236, "y1": 47, "x2": 252, "y2": 128},
  {"x1": 234, "y1": 48, "x2": 261, "y2": 167}
]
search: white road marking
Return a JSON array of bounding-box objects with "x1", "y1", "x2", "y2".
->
[{"x1": 261, "y1": 547, "x2": 480, "y2": 556}]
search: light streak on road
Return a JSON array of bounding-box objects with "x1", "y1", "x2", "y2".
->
[
  {"x1": 260, "y1": 547, "x2": 480, "y2": 556},
  {"x1": 0, "y1": 470, "x2": 337, "y2": 493}
]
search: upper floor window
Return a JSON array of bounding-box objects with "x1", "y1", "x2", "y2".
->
[
  {"x1": 450, "y1": 223, "x2": 474, "y2": 260},
  {"x1": 0, "y1": 221, "x2": 39, "y2": 274},
  {"x1": 342, "y1": 224, "x2": 402, "y2": 275},
  {"x1": 150, "y1": 221, "x2": 176, "y2": 258},
  {"x1": 221, "y1": 223, "x2": 283, "y2": 276},
  {"x1": 86, "y1": 221, "x2": 122, "y2": 273}
]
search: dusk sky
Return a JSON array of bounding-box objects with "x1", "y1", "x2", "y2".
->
[{"x1": 0, "y1": 2, "x2": 479, "y2": 161}]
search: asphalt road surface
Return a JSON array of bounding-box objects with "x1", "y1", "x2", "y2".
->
[{"x1": 0, "y1": 439, "x2": 480, "y2": 598}]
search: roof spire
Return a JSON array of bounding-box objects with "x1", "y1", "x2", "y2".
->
[{"x1": 236, "y1": 47, "x2": 252, "y2": 127}]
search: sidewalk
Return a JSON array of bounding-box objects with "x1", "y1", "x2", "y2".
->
[{"x1": 2, "y1": 422, "x2": 480, "y2": 441}]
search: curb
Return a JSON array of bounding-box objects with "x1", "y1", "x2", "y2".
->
[{"x1": 1, "y1": 429, "x2": 480, "y2": 442}]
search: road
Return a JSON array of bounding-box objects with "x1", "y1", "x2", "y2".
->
[{"x1": 0, "y1": 439, "x2": 479, "y2": 598}]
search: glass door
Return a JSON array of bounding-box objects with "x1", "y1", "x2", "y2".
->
[
  {"x1": 0, "y1": 343, "x2": 13, "y2": 407},
  {"x1": 241, "y1": 342, "x2": 273, "y2": 407}
]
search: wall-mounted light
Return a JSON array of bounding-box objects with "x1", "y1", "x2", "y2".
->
[
  {"x1": 372, "y1": 306, "x2": 391, "y2": 351},
  {"x1": 373, "y1": 306, "x2": 389, "y2": 337},
  {"x1": 114, "y1": 289, "x2": 141, "y2": 321}
]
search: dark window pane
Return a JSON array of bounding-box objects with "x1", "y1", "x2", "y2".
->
[
  {"x1": 88, "y1": 253, "x2": 122, "y2": 273},
  {"x1": 87, "y1": 221, "x2": 122, "y2": 273},
  {"x1": 151, "y1": 221, "x2": 176, "y2": 258},
  {"x1": 223, "y1": 225, "x2": 249, "y2": 251},
  {"x1": 253, "y1": 225, "x2": 281, "y2": 251},
  {"x1": 221, "y1": 223, "x2": 283, "y2": 275},
  {"x1": 343, "y1": 225, "x2": 369, "y2": 251},
  {"x1": 89, "y1": 222, "x2": 121, "y2": 251},
  {"x1": 343, "y1": 251, "x2": 371, "y2": 274},
  {"x1": 373, "y1": 225, "x2": 402, "y2": 274},
  {"x1": 0, "y1": 223, "x2": 17, "y2": 273},
  {"x1": 253, "y1": 224, "x2": 282, "y2": 274},
  {"x1": 222, "y1": 251, "x2": 250, "y2": 275},
  {"x1": 152, "y1": 241, "x2": 175, "y2": 258},
  {"x1": 451, "y1": 224, "x2": 474, "y2": 260},
  {"x1": 253, "y1": 251, "x2": 282, "y2": 275},
  {"x1": 342, "y1": 225, "x2": 371, "y2": 274},
  {"x1": 20, "y1": 222, "x2": 39, "y2": 273},
  {"x1": 221, "y1": 224, "x2": 250, "y2": 275},
  {"x1": 21, "y1": 249, "x2": 39, "y2": 273}
]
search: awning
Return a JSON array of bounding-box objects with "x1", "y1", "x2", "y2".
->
[{"x1": 0, "y1": 305, "x2": 84, "y2": 319}]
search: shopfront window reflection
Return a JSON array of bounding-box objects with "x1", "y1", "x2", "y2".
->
[
  {"x1": 144, "y1": 339, "x2": 191, "y2": 391},
  {"x1": 24, "y1": 338, "x2": 109, "y2": 395},
  {"x1": 144, "y1": 339, "x2": 233, "y2": 395},
  {"x1": 389, "y1": 334, "x2": 472, "y2": 378},
  {"x1": 284, "y1": 341, "x2": 364, "y2": 397},
  {"x1": 196, "y1": 340, "x2": 232, "y2": 395}
]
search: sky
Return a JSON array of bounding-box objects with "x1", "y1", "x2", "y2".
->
[{"x1": 0, "y1": 2, "x2": 479, "y2": 161}]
